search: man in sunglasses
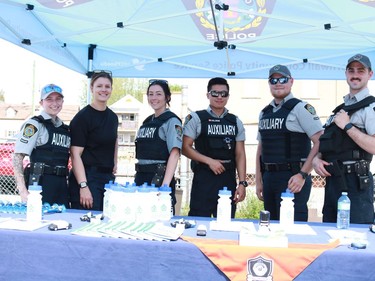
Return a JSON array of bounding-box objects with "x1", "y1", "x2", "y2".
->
[
  {"x1": 255, "y1": 65, "x2": 323, "y2": 222},
  {"x1": 313, "y1": 54, "x2": 375, "y2": 224},
  {"x1": 13, "y1": 84, "x2": 70, "y2": 207},
  {"x1": 182, "y1": 77, "x2": 247, "y2": 218}
]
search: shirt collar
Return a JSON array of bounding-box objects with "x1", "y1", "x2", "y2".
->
[
  {"x1": 271, "y1": 93, "x2": 294, "y2": 108},
  {"x1": 344, "y1": 88, "x2": 370, "y2": 104},
  {"x1": 207, "y1": 106, "x2": 228, "y2": 118}
]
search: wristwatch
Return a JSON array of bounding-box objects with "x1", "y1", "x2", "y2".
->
[
  {"x1": 344, "y1": 123, "x2": 353, "y2": 132},
  {"x1": 239, "y1": 180, "x2": 248, "y2": 187},
  {"x1": 298, "y1": 171, "x2": 309, "y2": 180},
  {"x1": 80, "y1": 181, "x2": 88, "y2": 189}
]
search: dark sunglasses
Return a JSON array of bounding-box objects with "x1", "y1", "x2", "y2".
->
[
  {"x1": 91, "y1": 70, "x2": 112, "y2": 77},
  {"x1": 209, "y1": 90, "x2": 229, "y2": 98},
  {"x1": 269, "y1": 77, "x2": 289, "y2": 85},
  {"x1": 149, "y1": 79, "x2": 168, "y2": 85}
]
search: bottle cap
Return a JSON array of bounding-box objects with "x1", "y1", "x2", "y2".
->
[
  {"x1": 281, "y1": 188, "x2": 294, "y2": 198},
  {"x1": 28, "y1": 182, "x2": 42, "y2": 191},
  {"x1": 159, "y1": 184, "x2": 171, "y2": 192},
  {"x1": 219, "y1": 186, "x2": 231, "y2": 196}
]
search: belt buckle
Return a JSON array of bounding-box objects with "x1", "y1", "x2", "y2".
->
[{"x1": 55, "y1": 166, "x2": 66, "y2": 176}]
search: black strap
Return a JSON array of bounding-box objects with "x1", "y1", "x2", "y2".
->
[{"x1": 333, "y1": 96, "x2": 375, "y2": 115}]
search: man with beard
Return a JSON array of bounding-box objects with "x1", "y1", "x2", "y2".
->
[
  {"x1": 313, "y1": 54, "x2": 375, "y2": 224},
  {"x1": 256, "y1": 65, "x2": 323, "y2": 222}
]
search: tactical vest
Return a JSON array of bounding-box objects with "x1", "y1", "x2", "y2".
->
[
  {"x1": 319, "y1": 96, "x2": 375, "y2": 162},
  {"x1": 30, "y1": 115, "x2": 71, "y2": 166},
  {"x1": 135, "y1": 111, "x2": 180, "y2": 161},
  {"x1": 259, "y1": 98, "x2": 311, "y2": 163},
  {"x1": 195, "y1": 110, "x2": 238, "y2": 161}
]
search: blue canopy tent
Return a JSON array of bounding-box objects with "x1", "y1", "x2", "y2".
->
[{"x1": 0, "y1": 0, "x2": 374, "y2": 79}]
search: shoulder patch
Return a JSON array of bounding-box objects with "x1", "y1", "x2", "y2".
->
[
  {"x1": 175, "y1": 125, "x2": 182, "y2": 138},
  {"x1": 304, "y1": 104, "x2": 316, "y2": 115},
  {"x1": 22, "y1": 123, "x2": 38, "y2": 138},
  {"x1": 183, "y1": 114, "x2": 192, "y2": 126}
]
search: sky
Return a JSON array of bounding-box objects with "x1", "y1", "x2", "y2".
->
[{"x1": 0, "y1": 38, "x2": 86, "y2": 105}]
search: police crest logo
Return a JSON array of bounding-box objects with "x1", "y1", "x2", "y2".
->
[
  {"x1": 247, "y1": 256, "x2": 273, "y2": 281},
  {"x1": 175, "y1": 125, "x2": 183, "y2": 138},
  {"x1": 22, "y1": 123, "x2": 38, "y2": 138},
  {"x1": 304, "y1": 104, "x2": 316, "y2": 115},
  {"x1": 184, "y1": 114, "x2": 192, "y2": 126}
]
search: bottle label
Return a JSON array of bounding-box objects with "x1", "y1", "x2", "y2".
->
[{"x1": 338, "y1": 202, "x2": 350, "y2": 210}]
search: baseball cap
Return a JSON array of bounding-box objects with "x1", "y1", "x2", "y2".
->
[
  {"x1": 40, "y1": 84, "x2": 64, "y2": 100},
  {"x1": 268, "y1": 65, "x2": 292, "y2": 78},
  {"x1": 346, "y1": 54, "x2": 372, "y2": 69}
]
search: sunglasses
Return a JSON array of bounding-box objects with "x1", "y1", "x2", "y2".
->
[
  {"x1": 42, "y1": 85, "x2": 63, "y2": 95},
  {"x1": 149, "y1": 79, "x2": 168, "y2": 85},
  {"x1": 209, "y1": 90, "x2": 229, "y2": 98},
  {"x1": 269, "y1": 77, "x2": 289, "y2": 85},
  {"x1": 90, "y1": 70, "x2": 112, "y2": 78}
]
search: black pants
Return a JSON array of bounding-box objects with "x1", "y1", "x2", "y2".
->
[
  {"x1": 38, "y1": 174, "x2": 69, "y2": 207},
  {"x1": 68, "y1": 168, "x2": 115, "y2": 211},
  {"x1": 188, "y1": 167, "x2": 237, "y2": 218},
  {"x1": 262, "y1": 170, "x2": 312, "y2": 221},
  {"x1": 323, "y1": 172, "x2": 374, "y2": 224},
  {"x1": 134, "y1": 171, "x2": 177, "y2": 215}
]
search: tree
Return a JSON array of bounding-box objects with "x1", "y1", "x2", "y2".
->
[{"x1": 80, "y1": 78, "x2": 182, "y2": 106}]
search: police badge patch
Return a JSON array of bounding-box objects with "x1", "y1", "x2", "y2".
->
[
  {"x1": 304, "y1": 104, "x2": 316, "y2": 115},
  {"x1": 175, "y1": 125, "x2": 182, "y2": 138},
  {"x1": 22, "y1": 123, "x2": 38, "y2": 138},
  {"x1": 184, "y1": 114, "x2": 192, "y2": 126}
]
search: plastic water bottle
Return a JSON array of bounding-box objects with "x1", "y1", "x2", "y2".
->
[
  {"x1": 26, "y1": 182, "x2": 43, "y2": 222},
  {"x1": 337, "y1": 192, "x2": 351, "y2": 229},
  {"x1": 217, "y1": 186, "x2": 232, "y2": 225},
  {"x1": 158, "y1": 184, "x2": 172, "y2": 221},
  {"x1": 279, "y1": 189, "x2": 294, "y2": 227},
  {"x1": 103, "y1": 180, "x2": 113, "y2": 218}
]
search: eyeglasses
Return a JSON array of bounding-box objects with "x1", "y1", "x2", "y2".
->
[
  {"x1": 149, "y1": 79, "x2": 168, "y2": 85},
  {"x1": 90, "y1": 70, "x2": 112, "y2": 78},
  {"x1": 269, "y1": 77, "x2": 289, "y2": 85},
  {"x1": 209, "y1": 90, "x2": 229, "y2": 98}
]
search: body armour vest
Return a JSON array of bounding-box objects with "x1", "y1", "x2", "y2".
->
[
  {"x1": 319, "y1": 96, "x2": 375, "y2": 162},
  {"x1": 195, "y1": 110, "x2": 238, "y2": 161},
  {"x1": 135, "y1": 111, "x2": 180, "y2": 161},
  {"x1": 30, "y1": 115, "x2": 71, "y2": 166},
  {"x1": 259, "y1": 98, "x2": 311, "y2": 163}
]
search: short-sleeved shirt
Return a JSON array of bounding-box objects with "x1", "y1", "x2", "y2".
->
[
  {"x1": 137, "y1": 109, "x2": 183, "y2": 165},
  {"x1": 69, "y1": 105, "x2": 118, "y2": 168},
  {"x1": 257, "y1": 93, "x2": 323, "y2": 141},
  {"x1": 343, "y1": 88, "x2": 375, "y2": 136},
  {"x1": 14, "y1": 111, "x2": 64, "y2": 155},
  {"x1": 183, "y1": 106, "x2": 246, "y2": 141}
]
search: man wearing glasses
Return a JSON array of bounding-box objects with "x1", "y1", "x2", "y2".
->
[
  {"x1": 182, "y1": 77, "x2": 247, "y2": 218},
  {"x1": 255, "y1": 65, "x2": 323, "y2": 222},
  {"x1": 13, "y1": 84, "x2": 70, "y2": 207}
]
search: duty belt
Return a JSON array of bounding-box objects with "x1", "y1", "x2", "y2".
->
[
  {"x1": 262, "y1": 162, "x2": 304, "y2": 172},
  {"x1": 135, "y1": 163, "x2": 166, "y2": 173},
  {"x1": 326, "y1": 161, "x2": 370, "y2": 176},
  {"x1": 30, "y1": 163, "x2": 68, "y2": 176}
]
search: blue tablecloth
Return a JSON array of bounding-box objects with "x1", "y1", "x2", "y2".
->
[{"x1": 0, "y1": 210, "x2": 374, "y2": 281}]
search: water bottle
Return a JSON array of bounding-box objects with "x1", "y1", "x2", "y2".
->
[
  {"x1": 217, "y1": 186, "x2": 232, "y2": 225},
  {"x1": 279, "y1": 189, "x2": 294, "y2": 227},
  {"x1": 337, "y1": 192, "x2": 350, "y2": 229},
  {"x1": 26, "y1": 182, "x2": 43, "y2": 222},
  {"x1": 158, "y1": 184, "x2": 172, "y2": 221}
]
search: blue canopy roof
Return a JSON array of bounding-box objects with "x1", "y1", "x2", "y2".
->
[{"x1": 0, "y1": 0, "x2": 374, "y2": 79}]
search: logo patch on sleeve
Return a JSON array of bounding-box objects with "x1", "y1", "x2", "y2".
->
[
  {"x1": 175, "y1": 125, "x2": 182, "y2": 137},
  {"x1": 183, "y1": 114, "x2": 192, "y2": 126},
  {"x1": 304, "y1": 104, "x2": 316, "y2": 115},
  {"x1": 22, "y1": 123, "x2": 38, "y2": 138}
]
